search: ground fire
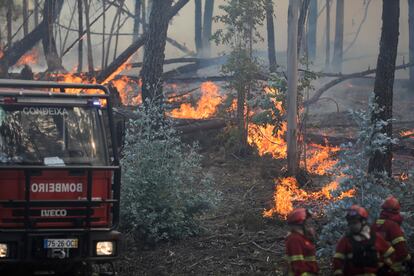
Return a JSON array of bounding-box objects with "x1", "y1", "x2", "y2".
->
[{"x1": 1, "y1": 1, "x2": 412, "y2": 274}]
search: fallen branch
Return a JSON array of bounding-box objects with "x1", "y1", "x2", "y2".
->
[
  {"x1": 176, "y1": 118, "x2": 226, "y2": 134},
  {"x1": 251, "y1": 241, "x2": 278, "y2": 254},
  {"x1": 129, "y1": 57, "x2": 202, "y2": 68},
  {"x1": 304, "y1": 62, "x2": 414, "y2": 106}
]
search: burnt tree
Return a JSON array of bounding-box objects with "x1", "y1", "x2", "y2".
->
[
  {"x1": 325, "y1": 0, "x2": 331, "y2": 69},
  {"x1": 133, "y1": 0, "x2": 142, "y2": 41},
  {"x1": 140, "y1": 0, "x2": 174, "y2": 103},
  {"x1": 34, "y1": 0, "x2": 39, "y2": 26},
  {"x1": 84, "y1": 0, "x2": 94, "y2": 73},
  {"x1": 202, "y1": 0, "x2": 214, "y2": 57},
  {"x1": 409, "y1": 0, "x2": 414, "y2": 87},
  {"x1": 297, "y1": 0, "x2": 310, "y2": 55},
  {"x1": 332, "y1": 0, "x2": 344, "y2": 72},
  {"x1": 23, "y1": 0, "x2": 29, "y2": 36},
  {"x1": 77, "y1": 0, "x2": 83, "y2": 73},
  {"x1": 7, "y1": 1, "x2": 12, "y2": 47},
  {"x1": 42, "y1": 0, "x2": 65, "y2": 72},
  {"x1": 266, "y1": 0, "x2": 277, "y2": 72},
  {"x1": 195, "y1": 0, "x2": 203, "y2": 55},
  {"x1": 307, "y1": 0, "x2": 317, "y2": 60},
  {"x1": 368, "y1": 0, "x2": 400, "y2": 176}
]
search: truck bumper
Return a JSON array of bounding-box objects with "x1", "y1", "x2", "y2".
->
[{"x1": 0, "y1": 230, "x2": 121, "y2": 266}]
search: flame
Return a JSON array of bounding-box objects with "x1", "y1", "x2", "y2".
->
[
  {"x1": 111, "y1": 76, "x2": 142, "y2": 105},
  {"x1": 304, "y1": 142, "x2": 340, "y2": 175},
  {"x1": 15, "y1": 48, "x2": 38, "y2": 67},
  {"x1": 263, "y1": 177, "x2": 355, "y2": 219},
  {"x1": 248, "y1": 123, "x2": 287, "y2": 159},
  {"x1": 102, "y1": 58, "x2": 133, "y2": 85},
  {"x1": 169, "y1": 81, "x2": 222, "y2": 119}
]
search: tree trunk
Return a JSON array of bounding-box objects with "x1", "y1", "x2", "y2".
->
[
  {"x1": 325, "y1": 0, "x2": 331, "y2": 70},
  {"x1": 77, "y1": 0, "x2": 83, "y2": 73},
  {"x1": 332, "y1": 0, "x2": 344, "y2": 72},
  {"x1": 142, "y1": 0, "x2": 147, "y2": 32},
  {"x1": 7, "y1": 1, "x2": 12, "y2": 48},
  {"x1": 195, "y1": 0, "x2": 203, "y2": 55},
  {"x1": 23, "y1": 0, "x2": 29, "y2": 36},
  {"x1": 307, "y1": 0, "x2": 317, "y2": 60},
  {"x1": 140, "y1": 0, "x2": 174, "y2": 103},
  {"x1": 297, "y1": 0, "x2": 310, "y2": 56},
  {"x1": 266, "y1": 0, "x2": 277, "y2": 72},
  {"x1": 409, "y1": 0, "x2": 414, "y2": 87},
  {"x1": 42, "y1": 0, "x2": 65, "y2": 72},
  {"x1": 368, "y1": 0, "x2": 400, "y2": 176},
  {"x1": 96, "y1": 0, "x2": 190, "y2": 84},
  {"x1": 133, "y1": 0, "x2": 142, "y2": 41},
  {"x1": 202, "y1": 0, "x2": 214, "y2": 58},
  {"x1": 101, "y1": 0, "x2": 105, "y2": 69},
  {"x1": 287, "y1": 0, "x2": 300, "y2": 176},
  {"x1": 113, "y1": 1, "x2": 124, "y2": 61},
  {"x1": 84, "y1": 0, "x2": 94, "y2": 73},
  {"x1": 34, "y1": 0, "x2": 40, "y2": 27}
]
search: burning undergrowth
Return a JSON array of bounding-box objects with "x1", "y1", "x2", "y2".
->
[{"x1": 166, "y1": 82, "x2": 353, "y2": 219}]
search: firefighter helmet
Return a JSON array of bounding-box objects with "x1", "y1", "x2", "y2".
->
[
  {"x1": 287, "y1": 208, "x2": 311, "y2": 225},
  {"x1": 346, "y1": 205, "x2": 369, "y2": 220},
  {"x1": 381, "y1": 196, "x2": 400, "y2": 212}
]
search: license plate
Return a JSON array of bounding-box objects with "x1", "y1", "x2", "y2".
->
[{"x1": 43, "y1": 239, "x2": 78, "y2": 249}]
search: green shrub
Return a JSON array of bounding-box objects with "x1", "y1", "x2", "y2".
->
[
  {"x1": 120, "y1": 102, "x2": 220, "y2": 243},
  {"x1": 318, "y1": 96, "x2": 402, "y2": 257}
]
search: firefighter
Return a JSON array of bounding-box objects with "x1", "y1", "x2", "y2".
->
[
  {"x1": 372, "y1": 196, "x2": 411, "y2": 274},
  {"x1": 285, "y1": 208, "x2": 319, "y2": 276},
  {"x1": 333, "y1": 205, "x2": 396, "y2": 275}
]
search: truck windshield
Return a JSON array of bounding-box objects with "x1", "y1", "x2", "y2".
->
[{"x1": 0, "y1": 104, "x2": 108, "y2": 166}]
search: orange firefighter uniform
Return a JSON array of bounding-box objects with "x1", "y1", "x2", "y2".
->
[
  {"x1": 372, "y1": 196, "x2": 411, "y2": 274},
  {"x1": 285, "y1": 208, "x2": 319, "y2": 276},
  {"x1": 333, "y1": 205, "x2": 397, "y2": 276}
]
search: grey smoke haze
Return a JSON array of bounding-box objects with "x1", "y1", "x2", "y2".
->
[{"x1": 11, "y1": 0, "x2": 411, "y2": 77}]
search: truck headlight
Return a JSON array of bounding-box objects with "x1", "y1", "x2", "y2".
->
[
  {"x1": 96, "y1": 241, "x2": 114, "y2": 256},
  {"x1": 0, "y1": 243, "x2": 8, "y2": 258}
]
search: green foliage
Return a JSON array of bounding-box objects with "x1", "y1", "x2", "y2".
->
[
  {"x1": 318, "y1": 95, "x2": 402, "y2": 257},
  {"x1": 212, "y1": 0, "x2": 266, "y2": 48},
  {"x1": 249, "y1": 66, "x2": 318, "y2": 135},
  {"x1": 120, "y1": 102, "x2": 220, "y2": 243}
]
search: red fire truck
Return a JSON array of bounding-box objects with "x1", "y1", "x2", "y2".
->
[{"x1": 0, "y1": 80, "x2": 121, "y2": 275}]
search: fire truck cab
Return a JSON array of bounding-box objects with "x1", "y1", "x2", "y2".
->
[{"x1": 0, "y1": 80, "x2": 121, "y2": 275}]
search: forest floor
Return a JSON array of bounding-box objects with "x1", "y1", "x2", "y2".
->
[{"x1": 116, "y1": 79, "x2": 414, "y2": 276}]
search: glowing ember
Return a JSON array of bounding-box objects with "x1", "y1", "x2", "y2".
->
[
  {"x1": 399, "y1": 172, "x2": 409, "y2": 181},
  {"x1": 169, "y1": 81, "x2": 222, "y2": 119},
  {"x1": 400, "y1": 130, "x2": 414, "y2": 137},
  {"x1": 263, "y1": 177, "x2": 355, "y2": 219},
  {"x1": 304, "y1": 142, "x2": 340, "y2": 175},
  {"x1": 15, "y1": 48, "x2": 38, "y2": 67}
]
